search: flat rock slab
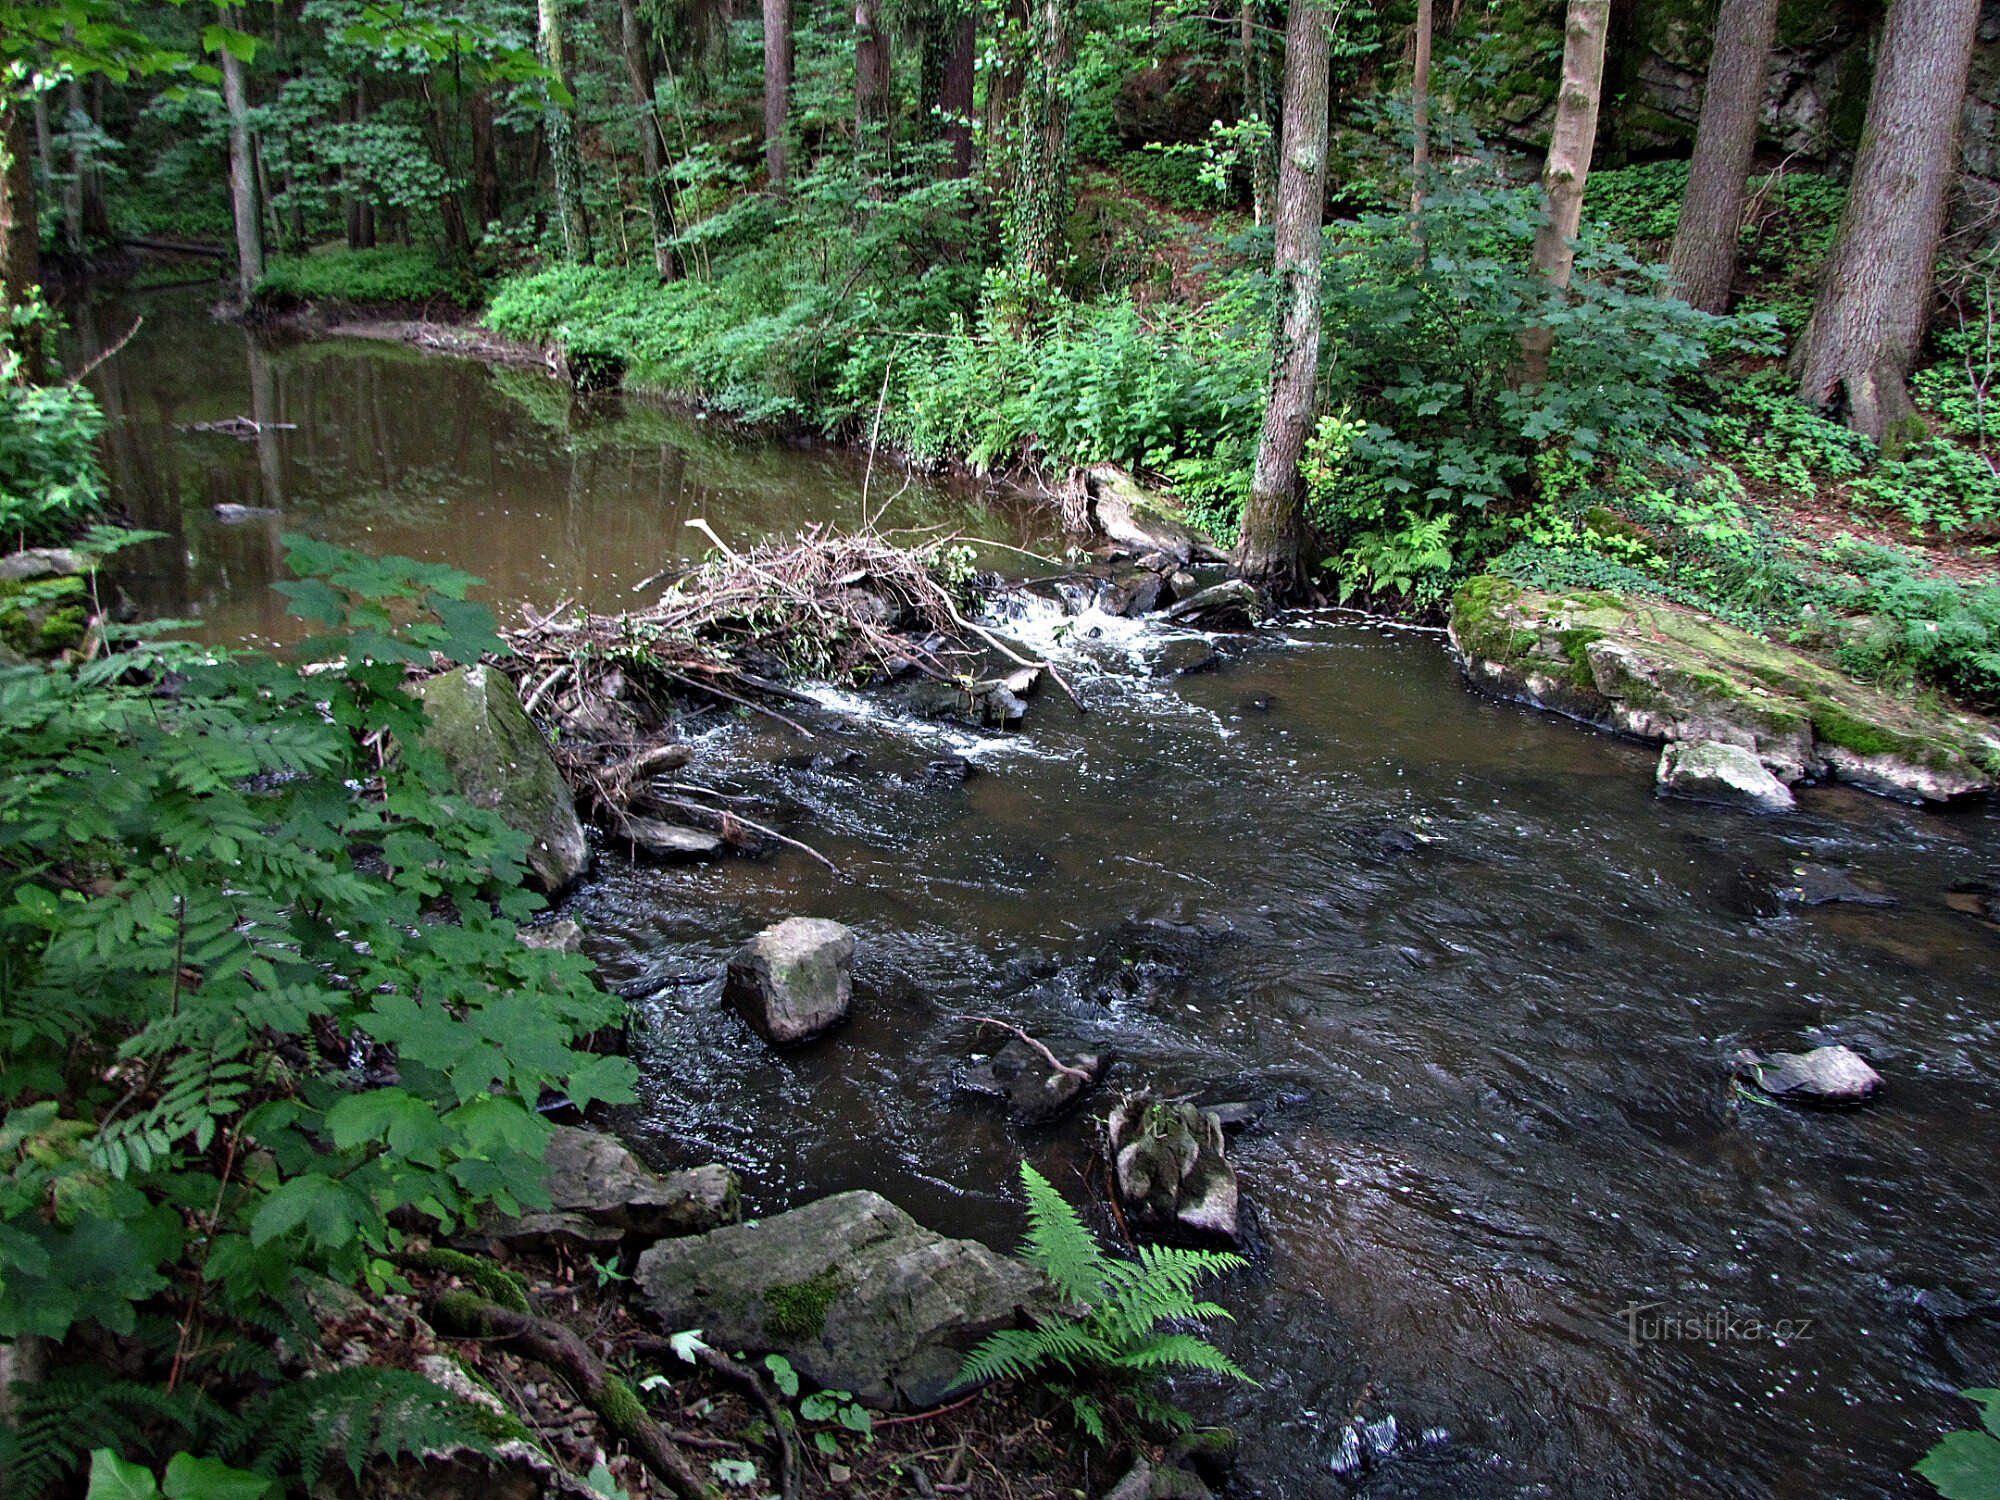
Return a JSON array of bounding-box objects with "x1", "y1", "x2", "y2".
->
[
  {"x1": 726, "y1": 917, "x2": 855, "y2": 1045},
  {"x1": 1449, "y1": 578, "x2": 2000, "y2": 805},
  {"x1": 420, "y1": 665, "x2": 588, "y2": 894},
  {"x1": 635, "y1": 1190, "x2": 1049, "y2": 1409},
  {"x1": 1734, "y1": 1044, "x2": 1883, "y2": 1106},
  {"x1": 1657, "y1": 740, "x2": 1796, "y2": 813}
]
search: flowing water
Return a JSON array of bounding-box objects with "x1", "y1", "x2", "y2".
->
[{"x1": 77, "y1": 290, "x2": 2000, "y2": 1500}]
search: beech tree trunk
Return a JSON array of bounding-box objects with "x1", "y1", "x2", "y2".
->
[
  {"x1": 1792, "y1": 0, "x2": 1980, "y2": 445},
  {"x1": 219, "y1": 7, "x2": 265, "y2": 303},
  {"x1": 1, "y1": 100, "x2": 42, "y2": 383},
  {"x1": 1410, "y1": 0, "x2": 1433, "y2": 221},
  {"x1": 763, "y1": 0, "x2": 792, "y2": 192},
  {"x1": 619, "y1": 0, "x2": 680, "y2": 278},
  {"x1": 1517, "y1": 0, "x2": 1609, "y2": 386},
  {"x1": 539, "y1": 0, "x2": 594, "y2": 261},
  {"x1": 855, "y1": 0, "x2": 890, "y2": 156},
  {"x1": 1667, "y1": 0, "x2": 1780, "y2": 313},
  {"x1": 1235, "y1": 0, "x2": 1331, "y2": 595}
]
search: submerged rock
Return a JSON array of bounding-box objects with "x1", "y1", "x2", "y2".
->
[
  {"x1": 1104, "y1": 571, "x2": 1165, "y2": 618},
  {"x1": 1448, "y1": 577, "x2": 2000, "y2": 805},
  {"x1": 1656, "y1": 740, "x2": 1797, "y2": 814},
  {"x1": 959, "y1": 1037, "x2": 1110, "y2": 1124},
  {"x1": 419, "y1": 665, "x2": 589, "y2": 894},
  {"x1": 0, "y1": 547, "x2": 87, "y2": 582},
  {"x1": 1108, "y1": 1092, "x2": 1241, "y2": 1245},
  {"x1": 634, "y1": 1190, "x2": 1048, "y2": 1408},
  {"x1": 1734, "y1": 1044, "x2": 1883, "y2": 1106},
  {"x1": 1154, "y1": 638, "x2": 1219, "y2": 676},
  {"x1": 725, "y1": 917, "x2": 855, "y2": 1045},
  {"x1": 614, "y1": 816, "x2": 724, "y2": 862},
  {"x1": 1165, "y1": 579, "x2": 1263, "y2": 632}
]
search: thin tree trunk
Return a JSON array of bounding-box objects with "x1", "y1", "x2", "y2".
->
[
  {"x1": 538, "y1": 0, "x2": 594, "y2": 262},
  {"x1": 985, "y1": 0, "x2": 1029, "y2": 202},
  {"x1": 1410, "y1": 0, "x2": 1433, "y2": 222},
  {"x1": 219, "y1": 6, "x2": 265, "y2": 303},
  {"x1": 1517, "y1": 0, "x2": 1610, "y2": 386},
  {"x1": 1235, "y1": 0, "x2": 1331, "y2": 594},
  {"x1": 63, "y1": 77, "x2": 86, "y2": 257},
  {"x1": 855, "y1": 0, "x2": 891, "y2": 159},
  {"x1": 763, "y1": 0, "x2": 792, "y2": 192},
  {"x1": 1, "y1": 100, "x2": 41, "y2": 383},
  {"x1": 471, "y1": 91, "x2": 501, "y2": 229},
  {"x1": 347, "y1": 81, "x2": 375, "y2": 251},
  {"x1": 1240, "y1": 0, "x2": 1275, "y2": 226},
  {"x1": 1791, "y1": 0, "x2": 1980, "y2": 445},
  {"x1": 1667, "y1": 0, "x2": 1780, "y2": 313},
  {"x1": 941, "y1": 11, "x2": 976, "y2": 177},
  {"x1": 1006, "y1": 0, "x2": 1075, "y2": 290},
  {"x1": 619, "y1": 0, "x2": 680, "y2": 278}
]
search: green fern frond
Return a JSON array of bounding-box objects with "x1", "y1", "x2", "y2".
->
[
  {"x1": 0, "y1": 1370, "x2": 211, "y2": 1500},
  {"x1": 1106, "y1": 1333, "x2": 1255, "y2": 1384},
  {"x1": 1017, "y1": 1160, "x2": 1110, "y2": 1305},
  {"x1": 232, "y1": 1366, "x2": 522, "y2": 1486}
]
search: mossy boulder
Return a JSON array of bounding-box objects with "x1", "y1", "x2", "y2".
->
[
  {"x1": 634, "y1": 1190, "x2": 1050, "y2": 1409},
  {"x1": 1448, "y1": 578, "x2": 2000, "y2": 805},
  {"x1": 419, "y1": 664, "x2": 588, "y2": 893}
]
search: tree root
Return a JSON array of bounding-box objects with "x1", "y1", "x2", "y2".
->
[
  {"x1": 430, "y1": 1290, "x2": 717, "y2": 1500},
  {"x1": 631, "y1": 1336, "x2": 801, "y2": 1500}
]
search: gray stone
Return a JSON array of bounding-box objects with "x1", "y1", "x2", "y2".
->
[
  {"x1": 635, "y1": 1190, "x2": 1049, "y2": 1409},
  {"x1": 419, "y1": 665, "x2": 588, "y2": 895},
  {"x1": 960, "y1": 1038, "x2": 1109, "y2": 1125},
  {"x1": 1155, "y1": 638, "x2": 1219, "y2": 677},
  {"x1": 725, "y1": 917, "x2": 855, "y2": 1045},
  {"x1": 1164, "y1": 580, "x2": 1263, "y2": 632},
  {"x1": 1104, "y1": 572, "x2": 1164, "y2": 618},
  {"x1": 1084, "y1": 464, "x2": 1227, "y2": 566},
  {"x1": 1656, "y1": 740, "x2": 1797, "y2": 814},
  {"x1": 1108, "y1": 1092, "x2": 1241, "y2": 1245},
  {"x1": 0, "y1": 548, "x2": 86, "y2": 583},
  {"x1": 615, "y1": 816, "x2": 724, "y2": 861},
  {"x1": 1734, "y1": 1044, "x2": 1883, "y2": 1107},
  {"x1": 468, "y1": 1127, "x2": 740, "y2": 1250},
  {"x1": 518, "y1": 919, "x2": 583, "y2": 954}
]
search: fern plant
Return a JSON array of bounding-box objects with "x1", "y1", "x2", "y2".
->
[{"x1": 956, "y1": 1161, "x2": 1253, "y2": 1443}]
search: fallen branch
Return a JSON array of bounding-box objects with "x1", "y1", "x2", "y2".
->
[
  {"x1": 630, "y1": 1338, "x2": 800, "y2": 1500},
  {"x1": 947, "y1": 1014, "x2": 1090, "y2": 1084}
]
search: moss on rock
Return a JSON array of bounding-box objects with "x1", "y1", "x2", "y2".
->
[{"x1": 765, "y1": 1265, "x2": 852, "y2": 1340}]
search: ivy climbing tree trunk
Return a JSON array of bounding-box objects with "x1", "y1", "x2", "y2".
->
[
  {"x1": 0, "y1": 98, "x2": 41, "y2": 384},
  {"x1": 1005, "y1": 0, "x2": 1076, "y2": 293},
  {"x1": 218, "y1": 7, "x2": 264, "y2": 304},
  {"x1": 1517, "y1": 0, "x2": 1609, "y2": 386},
  {"x1": 538, "y1": 0, "x2": 592, "y2": 262},
  {"x1": 1235, "y1": 0, "x2": 1331, "y2": 595},
  {"x1": 855, "y1": 0, "x2": 890, "y2": 162},
  {"x1": 619, "y1": 0, "x2": 679, "y2": 279},
  {"x1": 763, "y1": 0, "x2": 792, "y2": 192},
  {"x1": 1667, "y1": 0, "x2": 1780, "y2": 313},
  {"x1": 1791, "y1": 0, "x2": 1980, "y2": 445}
]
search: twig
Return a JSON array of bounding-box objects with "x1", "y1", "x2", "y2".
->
[
  {"x1": 870, "y1": 1391, "x2": 981, "y2": 1429},
  {"x1": 651, "y1": 797, "x2": 844, "y2": 877},
  {"x1": 631, "y1": 1339, "x2": 800, "y2": 1500},
  {"x1": 522, "y1": 663, "x2": 571, "y2": 718},
  {"x1": 66, "y1": 316, "x2": 143, "y2": 387},
  {"x1": 947, "y1": 1014, "x2": 1089, "y2": 1084}
]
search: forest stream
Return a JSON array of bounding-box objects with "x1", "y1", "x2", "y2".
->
[{"x1": 75, "y1": 291, "x2": 2000, "y2": 1499}]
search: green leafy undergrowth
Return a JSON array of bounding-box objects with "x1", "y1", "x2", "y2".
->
[
  {"x1": 956, "y1": 1161, "x2": 1252, "y2": 1444},
  {"x1": 1917, "y1": 1387, "x2": 2000, "y2": 1499},
  {"x1": 1, "y1": 333, "x2": 109, "y2": 545},
  {"x1": 0, "y1": 535, "x2": 634, "y2": 1493},
  {"x1": 255, "y1": 247, "x2": 479, "y2": 309}
]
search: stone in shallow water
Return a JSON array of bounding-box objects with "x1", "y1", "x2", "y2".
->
[
  {"x1": 1734, "y1": 1044, "x2": 1883, "y2": 1106},
  {"x1": 725, "y1": 916, "x2": 855, "y2": 1045},
  {"x1": 1656, "y1": 739, "x2": 1797, "y2": 814},
  {"x1": 959, "y1": 1038, "x2": 1109, "y2": 1124}
]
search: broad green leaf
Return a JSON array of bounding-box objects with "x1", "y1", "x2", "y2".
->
[
  {"x1": 1917, "y1": 1429, "x2": 2000, "y2": 1500},
  {"x1": 162, "y1": 1453, "x2": 281, "y2": 1500},
  {"x1": 86, "y1": 1450, "x2": 161, "y2": 1500}
]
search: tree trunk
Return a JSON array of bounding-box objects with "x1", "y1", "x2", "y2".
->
[
  {"x1": 1667, "y1": 0, "x2": 1780, "y2": 313},
  {"x1": 1006, "y1": 0, "x2": 1075, "y2": 290},
  {"x1": 763, "y1": 0, "x2": 792, "y2": 192},
  {"x1": 855, "y1": 0, "x2": 891, "y2": 157},
  {"x1": 1792, "y1": 0, "x2": 1980, "y2": 444},
  {"x1": 1, "y1": 100, "x2": 42, "y2": 384},
  {"x1": 1235, "y1": 0, "x2": 1331, "y2": 595},
  {"x1": 1517, "y1": 0, "x2": 1610, "y2": 386},
  {"x1": 539, "y1": 0, "x2": 593, "y2": 262},
  {"x1": 935, "y1": 9, "x2": 976, "y2": 178},
  {"x1": 1240, "y1": 0, "x2": 1276, "y2": 226},
  {"x1": 1410, "y1": 0, "x2": 1433, "y2": 221},
  {"x1": 63, "y1": 78, "x2": 87, "y2": 257},
  {"x1": 471, "y1": 91, "x2": 501, "y2": 230},
  {"x1": 219, "y1": 6, "x2": 265, "y2": 303},
  {"x1": 619, "y1": 0, "x2": 680, "y2": 278}
]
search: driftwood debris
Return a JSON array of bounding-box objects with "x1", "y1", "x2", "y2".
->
[{"x1": 184, "y1": 415, "x2": 299, "y2": 438}]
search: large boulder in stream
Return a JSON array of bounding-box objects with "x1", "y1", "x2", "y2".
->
[
  {"x1": 1449, "y1": 578, "x2": 2000, "y2": 805},
  {"x1": 1733, "y1": 1044, "x2": 1883, "y2": 1107},
  {"x1": 1656, "y1": 740, "x2": 1796, "y2": 814},
  {"x1": 725, "y1": 917, "x2": 855, "y2": 1045},
  {"x1": 634, "y1": 1191, "x2": 1050, "y2": 1409},
  {"x1": 1082, "y1": 465, "x2": 1229, "y2": 567},
  {"x1": 1109, "y1": 1092, "x2": 1242, "y2": 1245},
  {"x1": 419, "y1": 665, "x2": 588, "y2": 893}
]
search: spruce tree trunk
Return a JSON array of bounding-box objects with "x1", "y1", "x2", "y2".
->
[
  {"x1": 539, "y1": 0, "x2": 594, "y2": 262},
  {"x1": 219, "y1": 7, "x2": 265, "y2": 304},
  {"x1": 1667, "y1": 0, "x2": 1780, "y2": 313},
  {"x1": 763, "y1": 0, "x2": 792, "y2": 192},
  {"x1": 1792, "y1": 0, "x2": 1980, "y2": 444},
  {"x1": 1, "y1": 100, "x2": 42, "y2": 384},
  {"x1": 1006, "y1": 0, "x2": 1075, "y2": 290},
  {"x1": 1517, "y1": 0, "x2": 1609, "y2": 386},
  {"x1": 1235, "y1": 0, "x2": 1331, "y2": 595},
  {"x1": 1410, "y1": 0, "x2": 1433, "y2": 221},
  {"x1": 619, "y1": 0, "x2": 680, "y2": 278},
  {"x1": 855, "y1": 0, "x2": 891, "y2": 158}
]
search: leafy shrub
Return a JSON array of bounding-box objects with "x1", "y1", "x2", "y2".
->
[
  {"x1": 1851, "y1": 439, "x2": 2000, "y2": 537},
  {"x1": 1583, "y1": 159, "x2": 1690, "y2": 248},
  {"x1": 255, "y1": 247, "x2": 479, "y2": 309},
  {"x1": 956, "y1": 1161, "x2": 1251, "y2": 1443},
  {"x1": 0, "y1": 535, "x2": 634, "y2": 1493},
  {"x1": 0, "y1": 337, "x2": 108, "y2": 545},
  {"x1": 1821, "y1": 544, "x2": 2000, "y2": 707}
]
